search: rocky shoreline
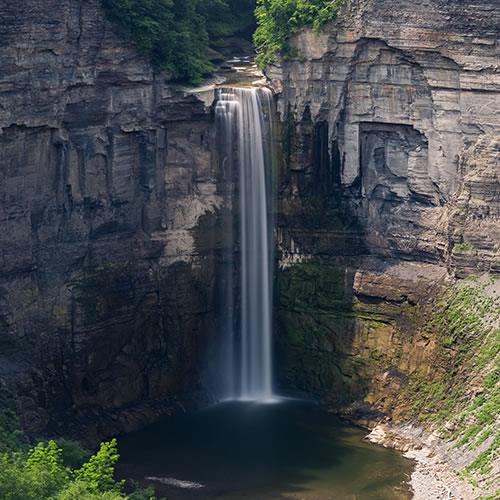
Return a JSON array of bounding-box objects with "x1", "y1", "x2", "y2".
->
[{"x1": 367, "y1": 424, "x2": 490, "y2": 500}]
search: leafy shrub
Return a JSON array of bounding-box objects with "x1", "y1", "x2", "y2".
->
[
  {"x1": 254, "y1": 0, "x2": 345, "y2": 67},
  {"x1": 102, "y1": 0, "x2": 212, "y2": 83},
  {"x1": 74, "y1": 439, "x2": 123, "y2": 494},
  {"x1": 56, "y1": 438, "x2": 91, "y2": 469},
  {"x1": 0, "y1": 441, "x2": 70, "y2": 500},
  {"x1": 55, "y1": 481, "x2": 125, "y2": 500},
  {"x1": 201, "y1": 0, "x2": 257, "y2": 39},
  {"x1": 0, "y1": 408, "x2": 26, "y2": 453},
  {"x1": 0, "y1": 390, "x2": 27, "y2": 453},
  {"x1": 0, "y1": 439, "x2": 152, "y2": 500},
  {"x1": 454, "y1": 241, "x2": 475, "y2": 253}
]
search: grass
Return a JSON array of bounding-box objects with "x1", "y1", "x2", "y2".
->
[
  {"x1": 464, "y1": 433, "x2": 500, "y2": 475},
  {"x1": 401, "y1": 276, "x2": 499, "y2": 477},
  {"x1": 454, "y1": 241, "x2": 476, "y2": 253}
]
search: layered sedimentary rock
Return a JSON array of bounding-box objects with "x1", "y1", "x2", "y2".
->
[
  {"x1": 271, "y1": 3, "x2": 499, "y2": 490},
  {"x1": 270, "y1": 0, "x2": 499, "y2": 409},
  {"x1": 0, "y1": 0, "x2": 226, "y2": 437}
]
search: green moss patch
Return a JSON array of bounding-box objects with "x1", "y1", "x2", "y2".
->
[{"x1": 401, "y1": 276, "x2": 499, "y2": 475}]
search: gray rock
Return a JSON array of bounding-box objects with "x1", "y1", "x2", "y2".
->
[
  {"x1": 0, "y1": 0, "x2": 226, "y2": 437},
  {"x1": 269, "y1": 0, "x2": 500, "y2": 270}
]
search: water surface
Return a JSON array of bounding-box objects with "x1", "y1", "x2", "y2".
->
[{"x1": 117, "y1": 400, "x2": 413, "y2": 499}]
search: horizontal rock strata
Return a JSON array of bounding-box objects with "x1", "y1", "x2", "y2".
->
[{"x1": 0, "y1": 0, "x2": 226, "y2": 437}]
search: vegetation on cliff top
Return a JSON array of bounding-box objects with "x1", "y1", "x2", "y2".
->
[
  {"x1": 101, "y1": 0, "x2": 256, "y2": 83},
  {"x1": 254, "y1": 0, "x2": 346, "y2": 66},
  {"x1": 102, "y1": 1, "x2": 347, "y2": 81}
]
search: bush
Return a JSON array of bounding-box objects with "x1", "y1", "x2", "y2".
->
[
  {"x1": 74, "y1": 439, "x2": 123, "y2": 494},
  {"x1": 55, "y1": 481, "x2": 125, "y2": 500},
  {"x1": 102, "y1": 0, "x2": 212, "y2": 83},
  {"x1": 0, "y1": 439, "x2": 153, "y2": 500},
  {"x1": 56, "y1": 438, "x2": 91, "y2": 469},
  {"x1": 254, "y1": 0, "x2": 345, "y2": 67},
  {"x1": 0, "y1": 390, "x2": 27, "y2": 453},
  {"x1": 201, "y1": 0, "x2": 257, "y2": 39},
  {"x1": 0, "y1": 441, "x2": 70, "y2": 500},
  {"x1": 0, "y1": 409, "x2": 26, "y2": 453}
]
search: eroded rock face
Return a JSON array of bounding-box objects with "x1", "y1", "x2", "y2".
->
[
  {"x1": 271, "y1": 0, "x2": 499, "y2": 267},
  {"x1": 0, "y1": 0, "x2": 225, "y2": 437},
  {"x1": 271, "y1": 0, "x2": 499, "y2": 411}
]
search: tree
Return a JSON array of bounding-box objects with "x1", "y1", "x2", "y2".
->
[
  {"x1": 0, "y1": 438, "x2": 152, "y2": 499},
  {"x1": 102, "y1": 0, "x2": 257, "y2": 83},
  {"x1": 254, "y1": 0, "x2": 345, "y2": 67},
  {"x1": 74, "y1": 439, "x2": 123, "y2": 494}
]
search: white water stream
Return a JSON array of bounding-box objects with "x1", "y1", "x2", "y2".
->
[{"x1": 215, "y1": 87, "x2": 275, "y2": 401}]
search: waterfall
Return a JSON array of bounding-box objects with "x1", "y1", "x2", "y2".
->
[{"x1": 215, "y1": 87, "x2": 275, "y2": 402}]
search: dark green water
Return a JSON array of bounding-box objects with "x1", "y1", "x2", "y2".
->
[{"x1": 116, "y1": 400, "x2": 413, "y2": 499}]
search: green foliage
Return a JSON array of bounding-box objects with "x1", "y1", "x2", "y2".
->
[
  {"x1": 201, "y1": 0, "x2": 257, "y2": 39},
  {"x1": 74, "y1": 439, "x2": 123, "y2": 494},
  {"x1": 102, "y1": 0, "x2": 347, "y2": 77},
  {"x1": 401, "y1": 277, "x2": 500, "y2": 477},
  {"x1": 475, "y1": 429, "x2": 492, "y2": 448},
  {"x1": 127, "y1": 483, "x2": 157, "y2": 500},
  {"x1": 464, "y1": 433, "x2": 500, "y2": 475},
  {"x1": 0, "y1": 441, "x2": 70, "y2": 500},
  {"x1": 479, "y1": 490, "x2": 500, "y2": 500},
  {"x1": 102, "y1": 0, "x2": 211, "y2": 83},
  {"x1": 406, "y1": 379, "x2": 447, "y2": 418},
  {"x1": 56, "y1": 438, "x2": 91, "y2": 469},
  {"x1": 254, "y1": 0, "x2": 345, "y2": 66},
  {"x1": 457, "y1": 425, "x2": 482, "y2": 447},
  {"x1": 101, "y1": 0, "x2": 256, "y2": 83},
  {"x1": 454, "y1": 241, "x2": 475, "y2": 253},
  {"x1": 0, "y1": 388, "x2": 27, "y2": 453},
  {"x1": 0, "y1": 438, "x2": 152, "y2": 500},
  {"x1": 55, "y1": 481, "x2": 125, "y2": 500}
]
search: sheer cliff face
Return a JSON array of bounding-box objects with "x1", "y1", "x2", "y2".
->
[
  {"x1": 271, "y1": 0, "x2": 499, "y2": 409},
  {"x1": 0, "y1": 0, "x2": 224, "y2": 436},
  {"x1": 1, "y1": 0, "x2": 498, "y2": 440}
]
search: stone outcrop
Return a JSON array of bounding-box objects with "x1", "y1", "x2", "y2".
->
[
  {"x1": 0, "y1": 0, "x2": 228, "y2": 438},
  {"x1": 270, "y1": 0, "x2": 499, "y2": 268}
]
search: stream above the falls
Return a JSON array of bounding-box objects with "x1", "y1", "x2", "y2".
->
[{"x1": 116, "y1": 400, "x2": 413, "y2": 499}]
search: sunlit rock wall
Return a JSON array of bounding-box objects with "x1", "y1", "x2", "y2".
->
[{"x1": 271, "y1": 0, "x2": 500, "y2": 411}]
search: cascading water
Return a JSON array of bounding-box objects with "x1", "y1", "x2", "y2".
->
[{"x1": 215, "y1": 87, "x2": 275, "y2": 401}]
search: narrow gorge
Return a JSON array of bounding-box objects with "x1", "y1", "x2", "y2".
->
[{"x1": 0, "y1": 1, "x2": 498, "y2": 499}]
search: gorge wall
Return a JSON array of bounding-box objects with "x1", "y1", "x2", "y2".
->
[
  {"x1": 270, "y1": 0, "x2": 499, "y2": 488},
  {"x1": 0, "y1": 0, "x2": 230, "y2": 439},
  {"x1": 0, "y1": 0, "x2": 498, "y2": 487}
]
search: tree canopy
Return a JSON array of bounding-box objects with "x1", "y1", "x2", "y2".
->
[
  {"x1": 102, "y1": 0, "x2": 256, "y2": 83},
  {"x1": 0, "y1": 439, "x2": 154, "y2": 499},
  {"x1": 102, "y1": 1, "x2": 345, "y2": 81},
  {"x1": 254, "y1": 0, "x2": 345, "y2": 67}
]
